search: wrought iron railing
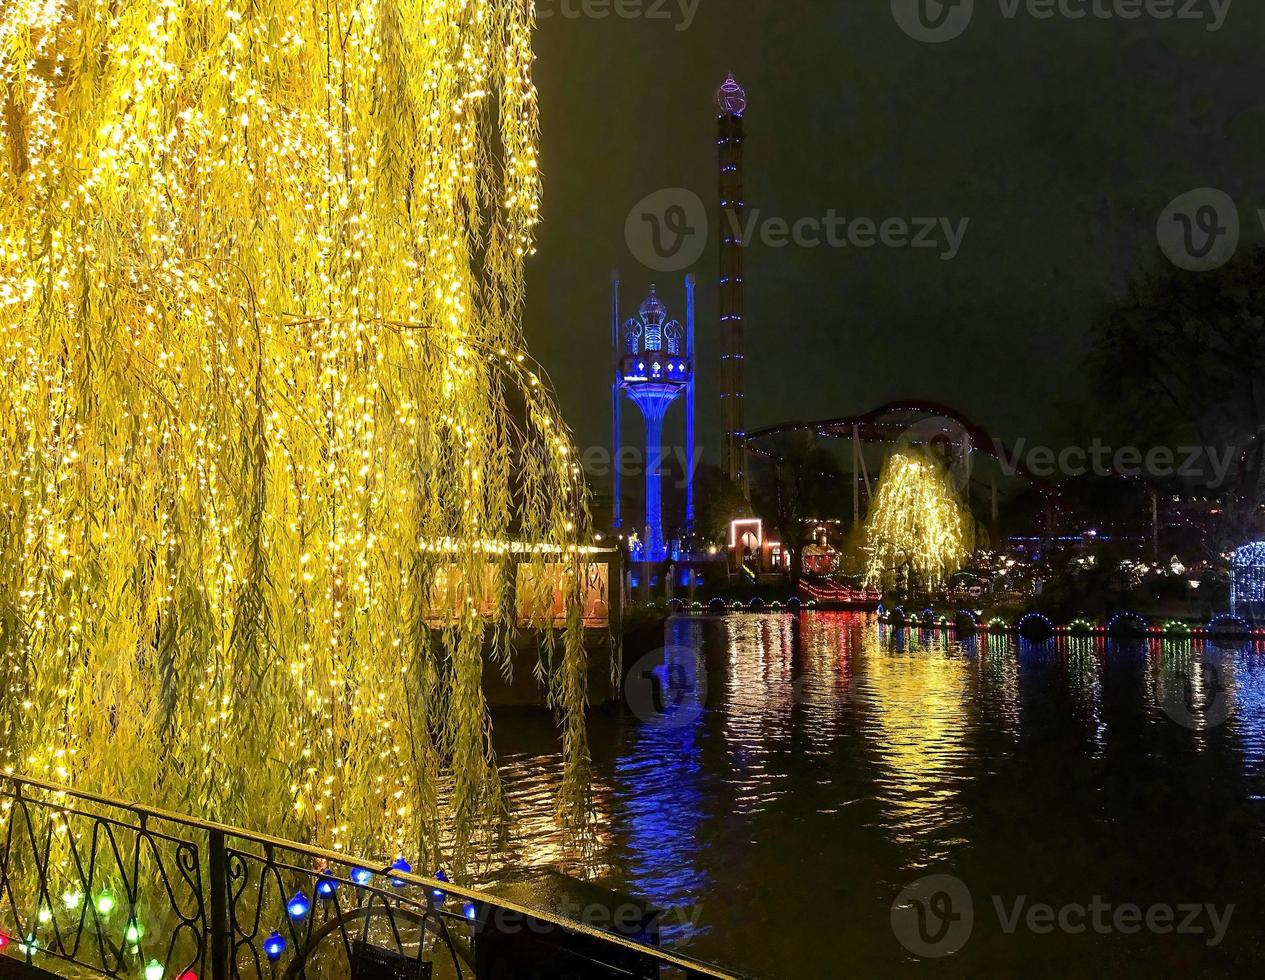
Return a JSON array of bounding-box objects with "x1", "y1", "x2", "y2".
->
[{"x1": 0, "y1": 774, "x2": 739, "y2": 979}]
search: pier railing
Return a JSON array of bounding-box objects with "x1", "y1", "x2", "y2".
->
[{"x1": 0, "y1": 773, "x2": 738, "y2": 979}]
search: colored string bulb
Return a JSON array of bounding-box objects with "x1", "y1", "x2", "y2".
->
[
  {"x1": 125, "y1": 921, "x2": 145, "y2": 944},
  {"x1": 389, "y1": 858, "x2": 412, "y2": 888},
  {"x1": 95, "y1": 890, "x2": 115, "y2": 916},
  {"x1": 286, "y1": 892, "x2": 310, "y2": 919},
  {"x1": 315, "y1": 876, "x2": 337, "y2": 900},
  {"x1": 431, "y1": 869, "x2": 449, "y2": 903},
  {"x1": 263, "y1": 931, "x2": 287, "y2": 962},
  {"x1": 177, "y1": 972, "x2": 198, "y2": 980},
  {"x1": 144, "y1": 959, "x2": 164, "y2": 980},
  {"x1": 463, "y1": 902, "x2": 478, "y2": 922},
  {"x1": 36, "y1": 906, "x2": 52, "y2": 925},
  {"x1": 350, "y1": 868, "x2": 372, "y2": 887},
  {"x1": 0, "y1": 933, "x2": 9, "y2": 951},
  {"x1": 61, "y1": 890, "x2": 82, "y2": 911}
]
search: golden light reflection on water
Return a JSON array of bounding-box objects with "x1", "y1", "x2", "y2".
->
[
  {"x1": 476, "y1": 756, "x2": 619, "y2": 883},
  {"x1": 794, "y1": 613, "x2": 860, "y2": 759},
  {"x1": 979, "y1": 633, "x2": 1023, "y2": 734},
  {"x1": 1062, "y1": 636, "x2": 1106, "y2": 750},
  {"x1": 859, "y1": 627, "x2": 974, "y2": 862},
  {"x1": 720, "y1": 616, "x2": 798, "y2": 815},
  {"x1": 478, "y1": 616, "x2": 1265, "y2": 976}
]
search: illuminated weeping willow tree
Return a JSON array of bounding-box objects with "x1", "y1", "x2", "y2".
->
[
  {"x1": 0, "y1": 0, "x2": 592, "y2": 869},
  {"x1": 865, "y1": 452, "x2": 973, "y2": 593}
]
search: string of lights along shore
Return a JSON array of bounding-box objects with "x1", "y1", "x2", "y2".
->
[{"x1": 0, "y1": 0, "x2": 593, "y2": 868}]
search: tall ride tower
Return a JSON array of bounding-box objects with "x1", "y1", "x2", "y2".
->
[
  {"x1": 612, "y1": 277, "x2": 696, "y2": 563},
  {"x1": 716, "y1": 73, "x2": 748, "y2": 491}
]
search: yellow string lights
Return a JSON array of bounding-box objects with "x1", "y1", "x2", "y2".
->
[
  {"x1": 865, "y1": 453, "x2": 973, "y2": 593},
  {"x1": 0, "y1": 0, "x2": 591, "y2": 867}
]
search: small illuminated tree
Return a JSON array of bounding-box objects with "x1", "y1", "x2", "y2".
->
[{"x1": 865, "y1": 452, "x2": 974, "y2": 595}]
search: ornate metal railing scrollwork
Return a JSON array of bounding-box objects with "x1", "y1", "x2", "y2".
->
[
  {"x1": 0, "y1": 774, "x2": 741, "y2": 979},
  {"x1": 0, "y1": 776, "x2": 208, "y2": 977}
]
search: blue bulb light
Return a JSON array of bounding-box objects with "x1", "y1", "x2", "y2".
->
[
  {"x1": 463, "y1": 902, "x2": 478, "y2": 922},
  {"x1": 286, "y1": 892, "x2": 309, "y2": 919},
  {"x1": 316, "y1": 876, "x2": 337, "y2": 900},
  {"x1": 350, "y1": 868, "x2": 372, "y2": 887},
  {"x1": 263, "y1": 931, "x2": 286, "y2": 962},
  {"x1": 431, "y1": 868, "x2": 449, "y2": 903},
  {"x1": 389, "y1": 857, "x2": 412, "y2": 888}
]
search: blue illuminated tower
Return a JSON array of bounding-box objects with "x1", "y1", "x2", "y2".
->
[{"x1": 612, "y1": 277, "x2": 696, "y2": 563}]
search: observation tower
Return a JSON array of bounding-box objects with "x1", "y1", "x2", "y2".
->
[{"x1": 611, "y1": 277, "x2": 696, "y2": 562}]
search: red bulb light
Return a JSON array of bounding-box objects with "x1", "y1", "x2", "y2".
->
[
  {"x1": 177, "y1": 972, "x2": 197, "y2": 980},
  {"x1": 0, "y1": 933, "x2": 9, "y2": 950}
]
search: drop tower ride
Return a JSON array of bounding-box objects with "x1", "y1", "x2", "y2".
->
[{"x1": 716, "y1": 73, "x2": 749, "y2": 493}]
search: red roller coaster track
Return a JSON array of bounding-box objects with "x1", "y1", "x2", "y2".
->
[{"x1": 747, "y1": 399, "x2": 1052, "y2": 489}]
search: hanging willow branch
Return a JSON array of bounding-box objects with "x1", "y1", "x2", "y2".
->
[{"x1": 0, "y1": 0, "x2": 592, "y2": 872}]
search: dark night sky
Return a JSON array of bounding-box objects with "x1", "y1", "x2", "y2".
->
[{"x1": 522, "y1": 1, "x2": 1265, "y2": 467}]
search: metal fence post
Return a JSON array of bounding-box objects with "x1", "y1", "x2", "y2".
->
[{"x1": 209, "y1": 829, "x2": 230, "y2": 980}]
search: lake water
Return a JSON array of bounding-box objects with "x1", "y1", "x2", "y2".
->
[{"x1": 487, "y1": 612, "x2": 1265, "y2": 978}]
